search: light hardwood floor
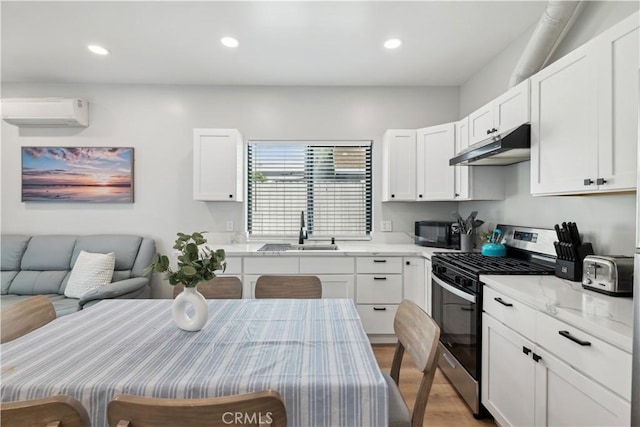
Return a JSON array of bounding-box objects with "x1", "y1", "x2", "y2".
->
[{"x1": 372, "y1": 344, "x2": 496, "y2": 427}]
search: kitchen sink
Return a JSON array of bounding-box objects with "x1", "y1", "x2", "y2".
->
[
  {"x1": 294, "y1": 244, "x2": 338, "y2": 251},
  {"x1": 257, "y1": 243, "x2": 339, "y2": 252}
]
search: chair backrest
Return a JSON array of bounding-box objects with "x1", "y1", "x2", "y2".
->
[
  {"x1": 0, "y1": 395, "x2": 91, "y2": 427},
  {"x1": 173, "y1": 277, "x2": 243, "y2": 299},
  {"x1": 107, "y1": 390, "x2": 287, "y2": 427},
  {"x1": 1, "y1": 295, "x2": 56, "y2": 344},
  {"x1": 390, "y1": 299, "x2": 441, "y2": 427},
  {"x1": 254, "y1": 275, "x2": 322, "y2": 299}
]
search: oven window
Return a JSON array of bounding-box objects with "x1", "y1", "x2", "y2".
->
[{"x1": 432, "y1": 279, "x2": 478, "y2": 379}]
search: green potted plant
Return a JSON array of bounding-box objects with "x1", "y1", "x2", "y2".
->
[{"x1": 146, "y1": 231, "x2": 226, "y2": 331}]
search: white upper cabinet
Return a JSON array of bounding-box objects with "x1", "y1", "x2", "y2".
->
[
  {"x1": 416, "y1": 123, "x2": 455, "y2": 200},
  {"x1": 595, "y1": 13, "x2": 639, "y2": 192},
  {"x1": 382, "y1": 129, "x2": 417, "y2": 201},
  {"x1": 469, "y1": 79, "x2": 531, "y2": 145},
  {"x1": 454, "y1": 118, "x2": 470, "y2": 200},
  {"x1": 454, "y1": 117, "x2": 505, "y2": 201},
  {"x1": 531, "y1": 12, "x2": 639, "y2": 196},
  {"x1": 193, "y1": 128, "x2": 244, "y2": 201}
]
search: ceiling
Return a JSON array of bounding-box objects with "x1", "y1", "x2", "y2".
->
[{"x1": 1, "y1": 1, "x2": 548, "y2": 86}]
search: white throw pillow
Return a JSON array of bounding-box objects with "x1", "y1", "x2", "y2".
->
[{"x1": 64, "y1": 250, "x2": 116, "y2": 298}]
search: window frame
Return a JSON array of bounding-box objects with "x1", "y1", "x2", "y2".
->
[{"x1": 246, "y1": 140, "x2": 373, "y2": 241}]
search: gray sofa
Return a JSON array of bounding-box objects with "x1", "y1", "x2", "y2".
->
[{"x1": 1, "y1": 234, "x2": 155, "y2": 316}]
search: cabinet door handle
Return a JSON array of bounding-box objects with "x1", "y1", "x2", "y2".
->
[
  {"x1": 486, "y1": 129, "x2": 492, "y2": 135},
  {"x1": 522, "y1": 346, "x2": 532, "y2": 355},
  {"x1": 373, "y1": 276, "x2": 387, "y2": 281},
  {"x1": 583, "y1": 179, "x2": 594, "y2": 186},
  {"x1": 596, "y1": 178, "x2": 607, "y2": 185},
  {"x1": 559, "y1": 330, "x2": 591, "y2": 346},
  {"x1": 494, "y1": 297, "x2": 513, "y2": 307},
  {"x1": 373, "y1": 307, "x2": 387, "y2": 311},
  {"x1": 373, "y1": 259, "x2": 387, "y2": 263},
  {"x1": 460, "y1": 306, "x2": 473, "y2": 311},
  {"x1": 418, "y1": 194, "x2": 423, "y2": 198},
  {"x1": 532, "y1": 353, "x2": 542, "y2": 363},
  {"x1": 391, "y1": 194, "x2": 395, "y2": 198},
  {"x1": 228, "y1": 194, "x2": 233, "y2": 198}
]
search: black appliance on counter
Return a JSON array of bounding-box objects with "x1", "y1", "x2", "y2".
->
[
  {"x1": 414, "y1": 220, "x2": 461, "y2": 249},
  {"x1": 431, "y1": 224, "x2": 556, "y2": 417}
]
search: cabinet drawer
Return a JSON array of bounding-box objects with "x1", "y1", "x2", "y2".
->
[
  {"x1": 356, "y1": 304, "x2": 398, "y2": 334},
  {"x1": 483, "y1": 287, "x2": 536, "y2": 339},
  {"x1": 536, "y1": 312, "x2": 632, "y2": 400},
  {"x1": 243, "y1": 257, "x2": 298, "y2": 274},
  {"x1": 356, "y1": 257, "x2": 402, "y2": 274},
  {"x1": 222, "y1": 257, "x2": 242, "y2": 275},
  {"x1": 356, "y1": 275, "x2": 402, "y2": 304},
  {"x1": 299, "y1": 257, "x2": 354, "y2": 274}
]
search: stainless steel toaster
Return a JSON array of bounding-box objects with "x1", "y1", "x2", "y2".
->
[{"x1": 582, "y1": 255, "x2": 634, "y2": 296}]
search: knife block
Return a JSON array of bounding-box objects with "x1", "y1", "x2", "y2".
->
[{"x1": 554, "y1": 243, "x2": 594, "y2": 281}]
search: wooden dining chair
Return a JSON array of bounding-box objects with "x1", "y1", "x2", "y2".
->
[
  {"x1": 0, "y1": 295, "x2": 56, "y2": 344},
  {"x1": 254, "y1": 275, "x2": 322, "y2": 299},
  {"x1": 0, "y1": 395, "x2": 91, "y2": 427},
  {"x1": 107, "y1": 390, "x2": 287, "y2": 427},
  {"x1": 173, "y1": 277, "x2": 243, "y2": 299},
  {"x1": 386, "y1": 299, "x2": 441, "y2": 427}
]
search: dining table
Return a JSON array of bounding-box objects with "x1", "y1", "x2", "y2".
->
[{"x1": 1, "y1": 298, "x2": 389, "y2": 426}]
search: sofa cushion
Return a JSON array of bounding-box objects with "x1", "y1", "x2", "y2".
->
[
  {"x1": 1, "y1": 271, "x2": 18, "y2": 295},
  {"x1": 21, "y1": 235, "x2": 77, "y2": 270},
  {"x1": 1, "y1": 235, "x2": 31, "y2": 271},
  {"x1": 72, "y1": 235, "x2": 142, "y2": 273},
  {"x1": 9, "y1": 271, "x2": 70, "y2": 295},
  {"x1": 65, "y1": 251, "x2": 115, "y2": 298}
]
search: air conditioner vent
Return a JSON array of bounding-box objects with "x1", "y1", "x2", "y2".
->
[{"x1": 1, "y1": 98, "x2": 89, "y2": 127}]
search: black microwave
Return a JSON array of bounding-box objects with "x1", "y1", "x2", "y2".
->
[{"x1": 414, "y1": 221, "x2": 460, "y2": 249}]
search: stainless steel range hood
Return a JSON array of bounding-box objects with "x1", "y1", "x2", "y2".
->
[{"x1": 450, "y1": 123, "x2": 531, "y2": 166}]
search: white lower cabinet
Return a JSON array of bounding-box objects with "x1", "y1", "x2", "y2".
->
[
  {"x1": 424, "y1": 258, "x2": 432, "y2": 316},
  {"x1": 403, "y1": 257, "x2": 425, "y2": 310},
  {"x1": 534, "y1": 347, "x2": 630, "y2": 427},
  {"x1": 356, "y1": 256, "x2": 403, "y2": 337},
  {"x1": 482, "y1": 314, "x2": 536, "y2": 427},
  {"x1": 356, "y1": 304, "x2": 398, "y2": 335},
  {"x1": 482, "y1": 287, "x2": 631, "y2": 426}
]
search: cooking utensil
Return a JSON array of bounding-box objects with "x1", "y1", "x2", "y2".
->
[
  {"x1": 451, "y1": 211, "x2": 466, "y2": 233},
  {"x1": 464, "y1": 211, "x2": 478, "y2": 233}
]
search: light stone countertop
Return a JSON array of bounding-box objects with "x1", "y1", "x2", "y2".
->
[
  {"x1": 481, "y1": 274, "x2": 634, "y2": 353},
  {"x1": 212, "y1": 242, "x2": 459, "y2": 259}
]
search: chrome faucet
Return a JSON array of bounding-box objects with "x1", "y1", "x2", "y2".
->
[{"x1": 298, "y1": 211, "x2": 307, "y2": 244}]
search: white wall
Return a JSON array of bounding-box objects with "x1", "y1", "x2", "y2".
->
[
  {"x1": 458, "y1": 1, "x2": 639, "y2": 256},
  {"x1": 1, "y1": 83, "x2": 460, "y2": 296}
]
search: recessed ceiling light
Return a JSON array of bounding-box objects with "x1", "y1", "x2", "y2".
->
[
  {"x1": 221, "y1": 37, "x2": 239, "y2": 48},
  {"x1": 87, "y1": 45, "x2": 110, "y2": 55},
  {"x1": 384, "y1": 38, "x2": 402, "y2": 49}
]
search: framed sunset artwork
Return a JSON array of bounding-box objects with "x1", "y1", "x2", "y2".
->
[{"x1": 21, "y1": 147, "x2": 134, "y2": 203}]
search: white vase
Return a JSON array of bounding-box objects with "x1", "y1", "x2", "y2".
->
[{"x1": 172, "y1": 286, "x2": 208, "y2": 331}]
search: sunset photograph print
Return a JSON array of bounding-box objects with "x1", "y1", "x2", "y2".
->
[{"x1": 22, "y1": 147, "x2": 134, "y2": 202}]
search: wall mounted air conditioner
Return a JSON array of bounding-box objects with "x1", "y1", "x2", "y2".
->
[{"x1": 1, "y1": 98, "x2": 89, "y2": 127}]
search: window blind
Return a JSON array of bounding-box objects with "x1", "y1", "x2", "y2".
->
[{"x1": 247, "y1": 141, "x2": 372, "y2": 238}]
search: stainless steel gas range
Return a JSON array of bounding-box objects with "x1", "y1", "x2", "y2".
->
[{"x1": 431, "y1": 224, "x2": 557, "y2": 417}]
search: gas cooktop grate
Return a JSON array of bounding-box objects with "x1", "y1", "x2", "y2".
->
[{"x1": 433, "y1": 253, "x2": 555, "y2": 275}]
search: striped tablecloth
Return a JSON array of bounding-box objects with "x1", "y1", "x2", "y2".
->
[{"x1": 1, "y1": 299, "x2": 388, "y2": 427}]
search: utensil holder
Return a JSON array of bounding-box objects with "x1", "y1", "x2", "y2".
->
[
  {"x1": 554, "y1": 242, "x2": 594, "y2": 281},
  {"x1": 460, "y1": 234, "x2": 473, "y2": 252}
]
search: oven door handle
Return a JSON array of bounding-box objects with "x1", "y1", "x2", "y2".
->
[{"x1": 432, "y1": 275, "x2": 476, "y2": 303}]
